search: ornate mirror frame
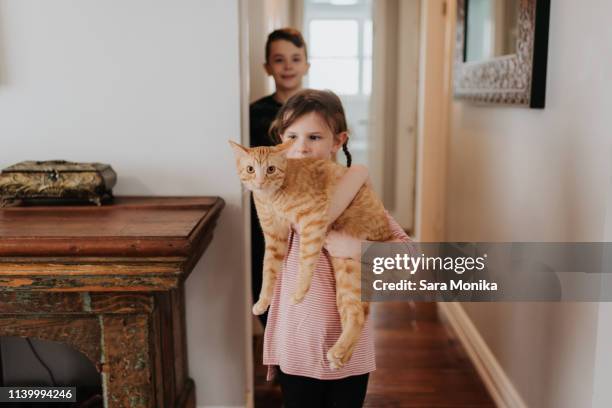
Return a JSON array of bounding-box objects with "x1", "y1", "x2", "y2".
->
[{"x1": 454, "y1": 0, "x2": 551, "y2": 108}]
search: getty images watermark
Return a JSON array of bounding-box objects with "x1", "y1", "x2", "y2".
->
[{"x1": 360, "y1": 242, "x2": 612, "y2": 302}]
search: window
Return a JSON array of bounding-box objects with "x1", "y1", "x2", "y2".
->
[{"x1": 304, "y1": 0, "x2": 372, "y2": 96}]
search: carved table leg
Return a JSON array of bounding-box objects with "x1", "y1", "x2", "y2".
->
[
  {"x1": 171, "y1": 286, "x2": 195, "y2": 408},
  {"x1": 101, "y1": 314, "x2": 154, "y2": 408},
  {"x1": 152, "y1": 288, "x2": 196, "y2": 408}
]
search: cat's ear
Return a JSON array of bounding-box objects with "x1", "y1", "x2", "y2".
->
[
  {"x1": 228, "y1": 140, "x2": 249, "y2": 160},
  {"x1": 274, "y1": 138, "x2": 295, "y2": 156}
]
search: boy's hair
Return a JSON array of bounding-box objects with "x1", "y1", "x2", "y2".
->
[
  {"x1": 265, "y1": 28, "x2": 308, "y2": 63},
  {"x1": 269, "y1": 89, "x2": 352, "y2": 167}
]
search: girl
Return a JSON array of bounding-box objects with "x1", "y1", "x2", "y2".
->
[{"x1": 262, "y1": 89, "x2": 411, "y2": 408}]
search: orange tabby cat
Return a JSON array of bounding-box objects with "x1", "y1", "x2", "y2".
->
[{"x1": 230, "y1": 138, "x2": 392, "y2": 369}]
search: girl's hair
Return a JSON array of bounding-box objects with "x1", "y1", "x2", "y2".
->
[
  {"x1": 265, "y1": 28, "x2": 308, "y2": 63},
  {"x1": 269, "y1": 89, "x2": 352, "y2": 167}
]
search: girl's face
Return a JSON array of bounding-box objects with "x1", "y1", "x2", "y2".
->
[
  {"x1": 265, "y1": 40, "x2": 309, "y2": 92},
  {"x1": 280, "y1": 112, "x2": 346, "y2": 160}
]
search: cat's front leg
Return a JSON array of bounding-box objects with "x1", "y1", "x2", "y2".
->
[
  {"x1": 290, "y1": 216, "x2": 329, "y2": 304},
  {"x1": 253, "y1": 223, "x2": 290, "y2": 315}
]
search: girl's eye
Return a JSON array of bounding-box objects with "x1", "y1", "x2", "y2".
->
[
  {"x1": 309, "y1": 135, "x2": 321, "y2": 141},
  {"x1": 246, "y1": 165, "x2": 255, "y2": 173},
  {"x1": 286, "y1": 135, "x2": 297, "y2": 140},
  {"x1": 267, "y1": 166, "x2": 276, "y2": 174}
]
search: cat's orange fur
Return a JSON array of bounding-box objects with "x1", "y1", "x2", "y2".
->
[{"x1": 230, "y1": 139, "x2": 392, "y2": 369}]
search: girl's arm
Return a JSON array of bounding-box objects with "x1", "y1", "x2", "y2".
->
[
  {"x1": 324, "y1": 212, "x2": 413, "y2": 259},
  {"x1": 326, "y1": 164, "x2": 370, "y2": 223},
  {"x1": 293, "y1": 165, "x2": 369, "y2": 233},
  {"x1": 384, "y1": 211, "x2": 412, "y2": 243}
]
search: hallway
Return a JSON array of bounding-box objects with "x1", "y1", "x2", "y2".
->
[{"x1": 254, "y1": 302, "x2": 496, "y2": 407}]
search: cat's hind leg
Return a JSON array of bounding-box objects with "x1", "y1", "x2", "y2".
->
[
  {"x1": 253, "y1": 224, "x2": 290, "y2": 315},
  {"x1": 327, "y1": 257, "x2": 370, "y2": 369}
]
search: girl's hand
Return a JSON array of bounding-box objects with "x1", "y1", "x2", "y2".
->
[{"x1": 324, "y1": 230, "x2": 362, "y2": 260}]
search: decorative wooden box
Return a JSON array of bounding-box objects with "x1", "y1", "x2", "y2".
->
[
  {"x1": 0, "y1": 196, "x2": 224, "y2": 407},
  {"x1": 0, "y1": 160, "x2": 117, "y2": 206}
]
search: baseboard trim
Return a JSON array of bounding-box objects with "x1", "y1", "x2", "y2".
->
[{"x1": 438, "y1": 302, "x2": 528, "y2": 408}]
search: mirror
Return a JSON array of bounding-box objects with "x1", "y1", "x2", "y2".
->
[
  {"x1": 465, "y1": 0, "x2": 519, "y2": 62},
  {"x1": 454, "y1": 0, "x2": 550, "y2": 108}
]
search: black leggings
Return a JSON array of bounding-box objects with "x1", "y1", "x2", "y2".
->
[{"x1": 277, "y1": 369, "x2": 369, "y2": 408}]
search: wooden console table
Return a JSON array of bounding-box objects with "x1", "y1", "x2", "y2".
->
[{"x1": 0, "y1": 196, "x2": 224, "y2": 407}]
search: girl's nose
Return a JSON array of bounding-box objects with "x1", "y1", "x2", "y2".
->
[{"x1": 296, "y1": 141, "x2": 307, "y2": 151}]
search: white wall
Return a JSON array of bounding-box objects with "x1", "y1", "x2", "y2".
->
[
  {"x1": 446, "y1": 0, "x2": 612, "y2": 406},
  {"x1": 0, "y1": 1, "x2": 246, "y2": 406}
]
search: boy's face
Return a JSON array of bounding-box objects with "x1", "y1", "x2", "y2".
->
[{"x1": 265, "y1": 40, "x2": 309, "y2": 93}]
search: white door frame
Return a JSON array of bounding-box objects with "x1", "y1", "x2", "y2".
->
[
  {"x1": 414, "y1": 0, "x2": 455, "y2": 242},
  {"x1": 238, "y1": 0, "x2": 254, "y2": 407},
  {"x1": 239, "y1": 1, "x2": 299, "y2": 406}
]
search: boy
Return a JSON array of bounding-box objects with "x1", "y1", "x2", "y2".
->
[{"x1": 250, "y1": 28, "x2": 309, "y2": 147}]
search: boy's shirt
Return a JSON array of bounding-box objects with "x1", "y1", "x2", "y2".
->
[{"x1": 249, "y1": 94, "x2": 282, "y2": 147}]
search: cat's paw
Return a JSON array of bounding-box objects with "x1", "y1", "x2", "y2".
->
[
  {"x1": 326, "y1": 346, "x2": 347, "y2": 370},
  {"x1": 290, "y1": 282, "x2": 311, "y2": 305},
  {"x1": 289, "y1": 291, "x2": 306, "y2": 305},
  {"x1": 252, "y1": 299, "x2": 270, "y2": 315},
  {"x1": 326, "y1": 344, "x2": 353, "y2": 370}
]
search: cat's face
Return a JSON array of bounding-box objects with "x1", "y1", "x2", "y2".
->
[{"x1": 229, "y1": 140, "x2": 294, "y2": 193}]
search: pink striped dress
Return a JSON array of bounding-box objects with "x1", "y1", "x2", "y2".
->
[{"x1": 263, "y1": 212, "x2": 411, "y2": 381}]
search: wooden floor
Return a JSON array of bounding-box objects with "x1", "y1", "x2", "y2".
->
[{"x1": 254, "y1": 302, "x2": 496, "y2": 408}]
